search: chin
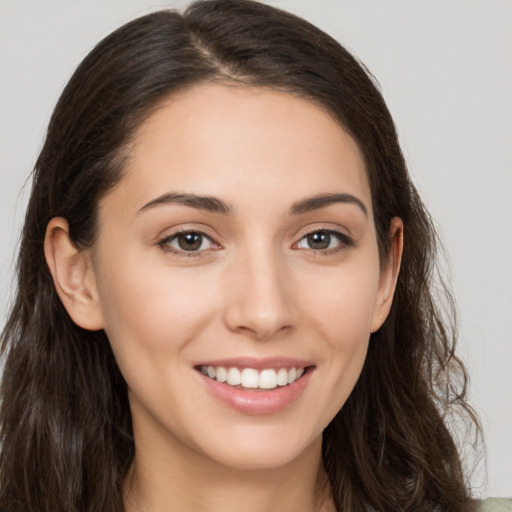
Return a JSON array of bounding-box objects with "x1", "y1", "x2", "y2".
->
[{"x1": 194, "y1": 425, "x2": 322, "y2": 472}]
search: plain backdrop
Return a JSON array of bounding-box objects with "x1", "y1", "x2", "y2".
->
[{"x1": 1, "y1": 0, "x2": 511, "y2": 498}]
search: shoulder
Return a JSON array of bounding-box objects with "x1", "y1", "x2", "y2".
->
[{"x1": 478, "y1": 498, "x2": 512, "y2": 512}]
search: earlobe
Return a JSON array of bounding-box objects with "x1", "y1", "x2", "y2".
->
[
  {"x1": 370, "y1": 217, "x2": 403, "y2": 332},
  {"x1": 44, "y1": 217, "x2": 104, "y2": 331}
]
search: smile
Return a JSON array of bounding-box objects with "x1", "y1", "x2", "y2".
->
[
  {"x1": 196, "y1": 358, "x2": 314, "y2": 414},
  {"x1": 200, "y1": 365, "x2": 305, "y2": 390}
]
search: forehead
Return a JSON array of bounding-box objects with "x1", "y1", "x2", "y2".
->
[{"x1": 105, "y1": 83, "x2": 371, "y2": 216}]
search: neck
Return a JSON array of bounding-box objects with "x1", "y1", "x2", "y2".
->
[{"x1": 124, "y1": 435, "x2": 334, "y2": 512}]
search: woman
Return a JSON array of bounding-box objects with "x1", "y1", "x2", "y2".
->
[{"x1": 0, "y1": 1, "x2": 505, "y2": 511}]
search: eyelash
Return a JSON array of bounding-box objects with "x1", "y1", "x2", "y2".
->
[
  {"x1": 157, "y1": 228, "x2": 353, "y2": 257},
  {"x1": 294, "y1": 229, "x2": 354, "y2": 255},
  {"x1": 157, "y1": 230, "x2": 218, "y2": 257}
]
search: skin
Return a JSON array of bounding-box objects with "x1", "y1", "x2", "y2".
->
[{"x1": 45, "y1": 83, "x2": 403, "y2": 512}]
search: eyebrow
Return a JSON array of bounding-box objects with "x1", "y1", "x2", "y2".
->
[
  {"x1": 137, "y1": 192, "x2": 231, "y2": 215},
  {"x1": 137, "y1": 191, "x2": 367, "y2": 217},
  {"x1": 290, "y1": 193, "x2": 368, "y2": 216}
]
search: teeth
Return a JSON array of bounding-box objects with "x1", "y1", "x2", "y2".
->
[
  {"x1": 276, "y1": 368, "x2": 288, "y2": 386},
  {"x1": 216, "y1": 366, "x2": 227, "y2": 383},
  {"x1": 227, "y1": 367, "x2": 241, "y2": 386},
  {"x1": 241, "y1": 368, "x2": 259, "y2": 388},
  {"x1": 259, "y1": 369, "x2": 277, "y2": 389},
  {"x1": 200, "y1": 365, "x2": 306, "y2": 390}
]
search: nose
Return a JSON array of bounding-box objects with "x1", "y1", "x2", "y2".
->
[{"x1": 223, "y1": 248, "x2": 298, "y2": 340}]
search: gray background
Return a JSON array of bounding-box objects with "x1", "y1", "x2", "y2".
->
[{"x1": 1, "y1": 0, "x2": 511, "y2": 497}]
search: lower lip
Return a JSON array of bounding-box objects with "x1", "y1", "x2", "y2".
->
[{"x1": 197, "y1": 368, "x2": 313, "y2": 415}]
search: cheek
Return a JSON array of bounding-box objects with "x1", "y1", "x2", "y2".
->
[
  {"x1": 94, "y1": 251, "x2": 219, "y2": 362},
  {"x1": 304, "y1": 259, "x2": 381, "y2": 343},
  {"x1": 299, "y1": 256, "x2": 380, "y2": 415}
]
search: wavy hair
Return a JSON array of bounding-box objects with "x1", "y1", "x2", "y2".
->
[{"x1": 0, "y1": 1, "x2": 479, "y2": 510}]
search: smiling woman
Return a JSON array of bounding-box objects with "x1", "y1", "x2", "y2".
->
[
  {"x1": 0, "y1": 1, "x2": 502, "y2": 511},
  {"x1": 55, "y1": 84, "x2": 399, "y2": 475}
]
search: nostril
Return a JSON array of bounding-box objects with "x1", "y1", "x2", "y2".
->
[{"x1": 234, "y1": 323, "x2": 294, "y2": 341}]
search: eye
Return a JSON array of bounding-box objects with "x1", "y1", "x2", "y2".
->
[
  {"x1": 295, "y1": 230, "x2": 349, "y2": 251},
  {"x1": 159, "y1": 231, "x2": 215, "y2": 253}
]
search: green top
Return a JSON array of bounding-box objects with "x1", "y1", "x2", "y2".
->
[{"x1": 479, "y1": 498, "x2": 512, "y2": 512}]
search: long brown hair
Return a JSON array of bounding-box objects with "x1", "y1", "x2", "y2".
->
[{"x1": 0, "y1": 1, "x2": 479, "y2": 510}]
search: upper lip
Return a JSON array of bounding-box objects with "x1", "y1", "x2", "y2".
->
[{"x1": 195, "y1": 356, "x2": 315, "y2": 370}]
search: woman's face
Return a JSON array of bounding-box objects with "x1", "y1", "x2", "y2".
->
[{"x1": 87, "y1": 83, "x2": 400, "y2": 470}]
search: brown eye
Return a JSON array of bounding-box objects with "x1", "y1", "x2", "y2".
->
[
  {"x1": 296, "y1": 230, "x2": 350, "y2": 252},
  {"x1": 163, "y1": 231, "x2": 214, "y2": 252},
  {"x1": 177, "y1": 232, "x2": 203, "y2": 251},
  {"x1": 306, "y1": 232, "x2": 332, "y2": 250}
]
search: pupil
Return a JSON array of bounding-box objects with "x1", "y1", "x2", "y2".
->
[
  {"x1": 308, "y1": 232, "x2": 330, "y2": 249},
  {"x1": 178, "y1": 233, "x2": 202, "y2": 251}
]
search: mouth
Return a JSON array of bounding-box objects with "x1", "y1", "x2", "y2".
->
[
  {"x1": 198, "y1": 365, "x2": 308, "y2": 391},
  {"x1": 194, "y1": 359, "x2": 314, "y2": 415}
]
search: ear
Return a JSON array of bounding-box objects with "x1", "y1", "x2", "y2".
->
[
  {"x1": 44, "y1": 217, "x2": 104, "y2": 331},
  {"x1": 370, "y1": 217, "x2": 403, "y2": 333}
]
